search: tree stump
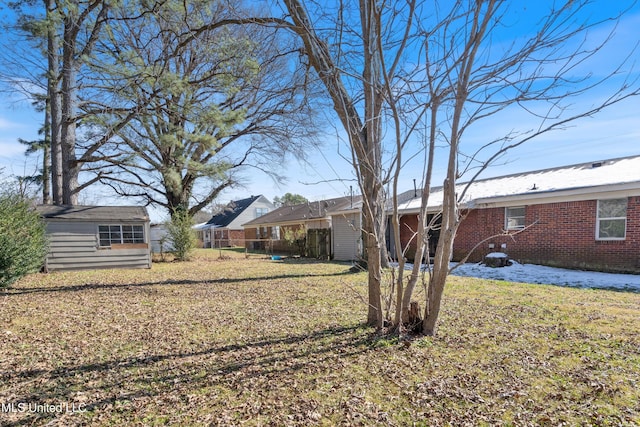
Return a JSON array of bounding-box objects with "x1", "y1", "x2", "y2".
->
[{"x1": 407, "y1": 301, "x2": 422, "y2": 333}]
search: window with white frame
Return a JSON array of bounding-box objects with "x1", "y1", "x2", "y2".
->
[
  {"x1": 257, "y1": 226, "x2": 269, "y2": 238},
  {"x1": 256, "y1": 207, "x2": 269, "y2": 217},
  {"x1": 271, "y1": 226, "x2": 280, "y2": 240},
  {"x1": 597, "y1": 198, "x2": 627, "y2": 240},
  {"x1": 505, "y1": 206, "x2": 526, "y2": 230},
  {"x1": 99, "y1": 224, "x2": 145, "y2": 247}
]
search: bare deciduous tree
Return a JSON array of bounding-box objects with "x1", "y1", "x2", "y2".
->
[
  {"x1": 387, "y1": 0, "x2": 639, "y2": 335},
  {"x1": 280, "y1": 0, "x2": 416, "y2": 327},
  {"x1": 272, "y1": 0, "x2": 638, "y2": 334}
]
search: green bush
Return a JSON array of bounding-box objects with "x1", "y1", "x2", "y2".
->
[
  {"x1": 0, "y1": 195, "x2": 48, "y2": 287},
  {"x1": 283, "y1": 225, "x2": 306, "y2": 256},
  {"x1": 166, "y1": 209, "x2": 197, "y2": 261}
]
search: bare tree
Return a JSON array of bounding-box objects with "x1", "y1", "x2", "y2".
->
[
  {"x1": 279, "y1": 0, "x2": 416, "y2": 327},
  {"x1": 386, "y1": 0, "x2": 639, "y2": 335},
  {"x1": 271, "y1": 0, "x2": 638, "y2": 334}
]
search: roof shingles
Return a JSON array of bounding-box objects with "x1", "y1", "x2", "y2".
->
[
  {"x1": 205, "y1": 196, "x2": 260, "y2": 228},
  {"x1": 243, "y1": 196, "x2": 358, "y2": 227},
  {"x1": 35, "y1": 205, "x2": 149, "y2": 221}
]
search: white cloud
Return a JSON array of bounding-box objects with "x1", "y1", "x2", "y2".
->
[
  {"x1": 0, "y1": 117, "x2": 21, "y2": 130},
  {"x1": 0, "y1": 141, "x2": 27, "y2": 157}
]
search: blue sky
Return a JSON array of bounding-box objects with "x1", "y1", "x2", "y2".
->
[{"x1": 1, "y1": 1, "x2": 639, "y2": 223}]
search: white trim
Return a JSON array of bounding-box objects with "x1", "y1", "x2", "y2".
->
[
  {"x1": 98, "y1": 224, "x2": 145, "y2": 247},
  {"x1": 595, "y1": 198, "x2": 627, "y2": 241},
  {"x1": 505, "y1": 206, "x2": 526, "y2": 231}
]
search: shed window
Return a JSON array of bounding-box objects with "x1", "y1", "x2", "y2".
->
[
  {"x1": 505, "y1": 206, "x2": 526, "y2": 230},
  {"x1": 99, "y1": 225, "x2": 145, "y2": 247},
  {"x1": 597, "y1": 199, "x2": 627, "y2": 240}
]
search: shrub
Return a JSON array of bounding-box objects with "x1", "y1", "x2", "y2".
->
[
  {"x1": 283, "y1": 225, "x2": 307, "y2": 256},
  {"x1": 166, "y1": 209, "x2": 197, "y2": 261},
  {"x1": 0, "y1": 195, "x2": 48, "y2": 287}
]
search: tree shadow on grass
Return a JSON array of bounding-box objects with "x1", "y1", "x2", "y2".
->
[
  {"x1": 2, "y1": 267, "x2": 363, "y2": 296},
  {"x1": 1, "y1": 323, "x2": 385, "y2": 426}
]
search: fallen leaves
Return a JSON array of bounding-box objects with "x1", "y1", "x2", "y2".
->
[{"x1": 0, "y1": 249, "x2": 639, "y2": 425}]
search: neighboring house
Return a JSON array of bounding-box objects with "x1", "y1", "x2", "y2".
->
[
  {"x1": 393, "y1": 155, "x2": 640, "y2": 273},
  {"x1": 243, "y1": 196, "x2": 359, "y2": 259},
  {"x1": 199, "y1": 195, "x2": 274, "y2": 248},
  {"x1": 36, "y1": 205, "x2": 151, "y2": 271}
]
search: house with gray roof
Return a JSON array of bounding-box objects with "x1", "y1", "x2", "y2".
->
[
  {"x1": 243, "y1": 196, "x2": 362, "y2": 260},
  {"x1": 393, "y1": 155, "x2": 640, "y2": 273},
  {"x1": 36, "y1": 205, "x2": 151, "y2": 271},
  {"x1": 197, "y1": 195, "x2": 274, "y2": 248}
]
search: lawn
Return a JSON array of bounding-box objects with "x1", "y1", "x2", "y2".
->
[{"x1": 1, "y1": 249, "x2": 639, "y2": 426}]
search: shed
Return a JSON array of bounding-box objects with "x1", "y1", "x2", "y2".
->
[
  {"x1": 327, "y1": 199, "x2": 364, "y2": 262},
  {"x1": 150, "y1": 223, "x2": 174, "y2": 253},
  {"x1": 36, "y1": 205, "x2": 152, "y2": 271}
]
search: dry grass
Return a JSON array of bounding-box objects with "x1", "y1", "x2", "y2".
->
[{"x1": 1, "y1": 249, "x2": 639, "y2": 426}]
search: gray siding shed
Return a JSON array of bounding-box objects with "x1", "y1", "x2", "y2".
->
[
  {"x1": 331, "y1": 212, "x2": 363, "y2": 262},
  {"x1": 36, "y1": 205, "x2": 151, "y2": 271}
]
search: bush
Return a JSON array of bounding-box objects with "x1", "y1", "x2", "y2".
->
[
  {"x1": 283, "y1": 225, "x2": 307, "y2": 256},
  {"x1": 0, "y1": 195, "x2": 48, "y2": 287},
  {"x1": 166, "y1": 209, "x2": 197, "y2": 261}
]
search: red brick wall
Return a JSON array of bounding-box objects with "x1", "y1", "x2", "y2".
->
[
  {"x1": 210, "y1": 228, "x2": 245, "y2": 247},
  {"x1": 228, "y1": 229, "x2": 245, "y2": 246},
  {"x1": 397, "y1": 214, "x2": 440, "y2": 260},
  {"x1": 452, "y1": 197, "x2": 640, "y2": 273},
  {"x1": 244, "y1": 228, "x2": 257, "y2": 241}
]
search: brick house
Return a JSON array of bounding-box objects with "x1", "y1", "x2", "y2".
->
[
  {"x1": 197, "y1": 195, "x2": 274, "y2": 247},
  {"x1": 393, "y1": 156, "x2": 640, "y2": 273}
]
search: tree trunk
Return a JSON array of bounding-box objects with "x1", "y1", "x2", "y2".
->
[
  {"x1": 398, "y1": 100, "x2": 438, "y2": 327},
  {"x1": 61, "y1": 16, "x2": 79, "y2": 206},
  {"x1": 362, "y1": 203, "x2": 383, "y2": 328},
  {"x1": 366, "y1": 232, "x2": 383, "y2": 328},
  {"x1": 46, "y1": 0, "x2": 63, "y2": 205},
  {"x1": 360, "y1": 0, "x2": 385, "y2": 328},
  {"x1": 42, "y1": 100, "x2": 52, "y2": 204},
  {"x1": 407, "y1": 300, "x2": 421, "y2": 332},
  {"x1": 283, "y1": 0, "x2": 386, "y2": 329},
  {"x1": 422, "y1": 122, "x2": 459, "y2": 335},
  {"x1": 401, "y1": 210, "x2": 427, "y2": 323},
  {"x1": 391, "y1": 208, "x2": 404, "y2": 328},
  {"x1": 422, "y1": 191, "x2": 458, "y2": 336}
]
